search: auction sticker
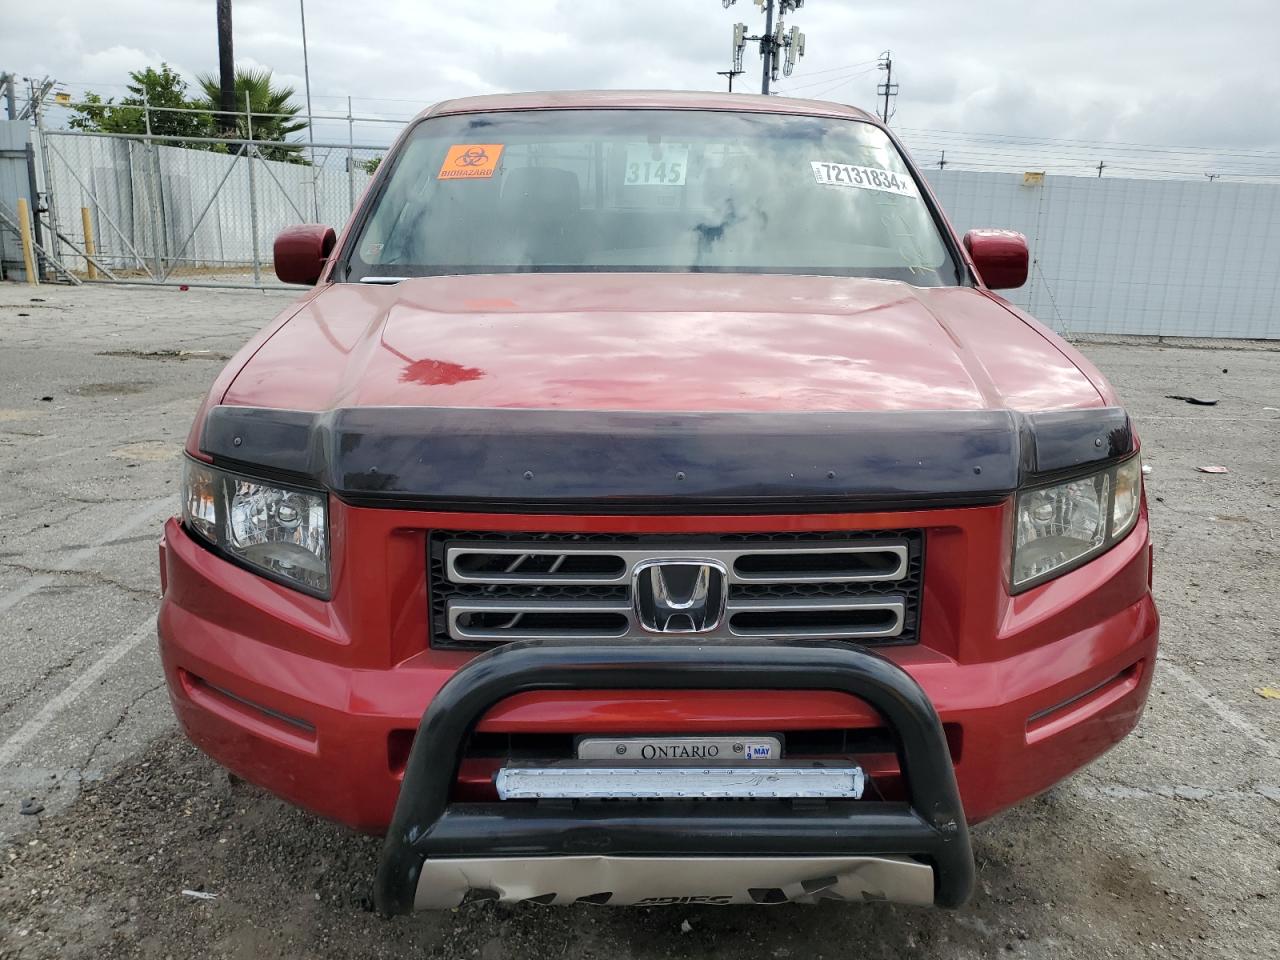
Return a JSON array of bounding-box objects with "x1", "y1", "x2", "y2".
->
[
  {"x1": 810, "y1": 161, "x2": 915, "y2": 197},
  {"x1": 624, "y1": 143, "x2": 689, "y2": 186},
  {"x1": 439, "y1": 144, "x2": 504, "y2": 180}
]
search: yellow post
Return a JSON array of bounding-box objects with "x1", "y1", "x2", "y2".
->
[
  {"x1": 16, "y1": 197, "x2": 38, "y2": 285},
  {"x1": 80, "y1": 206, "x2": 98, "y2": 280}
]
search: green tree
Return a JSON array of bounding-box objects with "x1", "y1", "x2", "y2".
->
[
  {"x1": 196, "y1": 67, "x2": 309, "y2": 163},
  {"x1": 69, "y1": 64, "x2": 211, "y2": 144}
]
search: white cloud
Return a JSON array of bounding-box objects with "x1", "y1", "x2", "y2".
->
[{"x1": 2, "y1": 0, "x2": 1276, "y2": 172}]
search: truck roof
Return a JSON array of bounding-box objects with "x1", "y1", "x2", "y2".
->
[{"x1": 421, "y1": 89, "x2": 880, "y2": 124}]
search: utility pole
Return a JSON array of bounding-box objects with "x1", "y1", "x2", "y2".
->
[
  {"x1": 877, "y1": 51, "x2": 898, "y2": 123},
  {"x1": 760, "y1": 0, "x2": 775, "y2": 94},
  {"x1": 716, "y1": 69, "x2": 744, "y2": 92},
  {"x1": 1204, "y1": 172, "x2": 1220, "y2": 183},
  {"x1": 23, "y1": 77, "x2": 54, "y2": 274},
  {"x1": 216, "y1": 0, "x2": 237, "y2": 137},
  {"x1": 1, "y1": 73, "x2": 16, "y2": 121},
  {"x1": 1096, "y1": 160, "x2": 1105, "y2": 178},
  {"x1": 938, "y1": 150, "x2": 946, "y2": 169},
  {"x1": 16, "y1": 75, "x2": 53, "y2": 122},
  {"x1": 298, "y1": 0, "x2": 320, "y2": 220},
  {"x1": 722, "y1": 0, "x2": 806, "y2": 96}
]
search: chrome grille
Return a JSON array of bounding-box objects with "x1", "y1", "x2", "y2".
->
[{"x1": 429, "y1": 531, "x2": 923, "y2": 648}]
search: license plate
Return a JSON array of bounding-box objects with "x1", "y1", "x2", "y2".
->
[{"x1": 577, "y1": 735, "x2": 782, "y2": 763}]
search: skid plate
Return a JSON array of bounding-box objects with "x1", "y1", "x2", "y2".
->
[{"x1": 414, "y1": 855, "x2": 934, "y2": 908}]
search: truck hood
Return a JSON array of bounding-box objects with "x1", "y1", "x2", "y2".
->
[{"x1": 223, "y1": 274, "x2": 1104, "y2": 413}]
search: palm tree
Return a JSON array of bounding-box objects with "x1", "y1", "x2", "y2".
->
[{"x1": 196, "y1": 67, "x2": 309, "y2": 163}]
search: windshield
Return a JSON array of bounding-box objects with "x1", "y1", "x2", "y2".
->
[{"x1": 347, "y1": 109, "x2": 960, "y2": 285}]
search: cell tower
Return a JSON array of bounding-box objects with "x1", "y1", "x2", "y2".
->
[{"x1": 722, "y1": 0, "x2": 807, "y2": 95}]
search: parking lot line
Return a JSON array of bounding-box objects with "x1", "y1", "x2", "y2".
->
[
  {"x1": 1157, "y1": 656, "x2": 1276, "y2": 757},
  {"x1": 0, "y1": 617, "x2": 157, "y2": 766},
  {"x1": 0, "y1": 577, "x2": 50, "y2": 618},
  {"x1": 0, "y1": 496, "x2": 171, "y2": 616}
]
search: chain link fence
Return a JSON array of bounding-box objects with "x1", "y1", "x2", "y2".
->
[{"x1": 33, "y1": 128, "x2": 387, "y2": 288}]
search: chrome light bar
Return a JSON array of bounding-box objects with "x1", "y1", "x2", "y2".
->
[{"x1": 495, "y1": 765, "x2": 866, "y2": 800}]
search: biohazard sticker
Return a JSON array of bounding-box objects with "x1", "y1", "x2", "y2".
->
[
  {"x1": 810, "y1": 161, "x2": 916, "y2": 197},
  {"x1": 439, "y1": 144, "x2": 504, "y2": 179}
]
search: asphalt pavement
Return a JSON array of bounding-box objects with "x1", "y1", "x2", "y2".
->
[{"x1": 0, "y1": 283, "x2": 1277, "y2": 959}]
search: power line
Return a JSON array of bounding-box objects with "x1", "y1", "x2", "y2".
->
[
  {"x1": 898, "y1": 125, "x2": 1280, "y2": 158},
  {"x1": 774, "y1": 64, "x2": 876, "y2": 95},
  {"x1": 904, "y1": 149, "x2": 1280, "y2": 181},
  {"x1": 905, "y1": 145, "x2": 1280, "y2": 174},
  {"x1": 901, "y1": 137, "x2": 1280, "y2": 167},
  {"x1": 897, "y1": 131, "x2": 1280, "y2": 167},
  {"x1": 901, "y1": 145, "x2": 1280, "y2": 178},
  {"x1": 776, "y1": 65, "x2": 874, "y2": 91},
  {"x1": 782, "y1": 57, "x2": 878, "y2": 78},
  {"x1": 788, "y1": 68, "x2": 878, "y2": 103}
]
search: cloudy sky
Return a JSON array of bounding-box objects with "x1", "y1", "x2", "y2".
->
[{"x1": 4, "y1": 0, "x2": 1278, "y2": 177}]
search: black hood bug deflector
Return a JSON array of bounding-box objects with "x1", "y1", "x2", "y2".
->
[{"x1": 200, "y1": 405, "x2": 1132, "y2": 514}]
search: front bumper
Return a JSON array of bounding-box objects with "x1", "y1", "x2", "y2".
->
[
  {"x1": 157, "y1": 504, "x2": 1158, "y2": 897},
  {"x1": 375, "y1": 639, "x2": 974, "y2": 912}
]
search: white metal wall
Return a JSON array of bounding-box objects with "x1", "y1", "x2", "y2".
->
[
  {"x1": 0, "y1": 120, "x2": 34, "y2": 279},
  {"x1": 924, "y1": 169, "x2": 1280, "y2": 339},
  {"x1": 24, "y1": 130, "x2": 1280, "y2": 336}
]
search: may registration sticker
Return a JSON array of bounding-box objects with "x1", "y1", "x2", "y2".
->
[{"x1": 810, "y1": 161, "x2": 915, "y2": 197}]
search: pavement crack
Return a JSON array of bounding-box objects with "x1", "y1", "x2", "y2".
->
[
  {"x1": 0, "y1": 560, "x2": 158, "y2": 601},
  {"x1": 81, "y1": 680, "x2": 166, "y2": 774},
  {"x1": 0, "y1": 654, "x2": 78, "y2": 719}
]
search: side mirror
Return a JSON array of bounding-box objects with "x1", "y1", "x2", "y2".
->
[
  {"x1": 963, "y1": 229, "x2": 1028, "y2": 290},
  {"x1": 273, "y1": 224, "x2": 337, "y2": 285}
]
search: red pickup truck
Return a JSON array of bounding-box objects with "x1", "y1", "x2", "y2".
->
[{"x1": 158, "y1": 90, "x2": 1157, "y2": 912}]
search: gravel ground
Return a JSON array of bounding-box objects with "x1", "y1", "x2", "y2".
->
[{"x1": 1, "y1": 283, "x2": 1278, "y2": 960}]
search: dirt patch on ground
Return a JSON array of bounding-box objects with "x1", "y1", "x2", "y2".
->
[
  {"x1": 108, "y1": 442, "x2": 180, "y2": 463},
  {"x1": 70, "y1": 382, "x2": 154, "y2": 398},
  {"x1": 3, "y1": 734, "x2": 1273, "y2": 960},
  {"x1": 97, "y1": 350, "x2": 231, "y2": 363}
]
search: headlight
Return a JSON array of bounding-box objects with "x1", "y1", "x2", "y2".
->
[
  {"x1": 1013, "y1": 454, "x2": 1142, "y2": 590},
  {"x1": 182, "y1": 459, "x2": 329, "y2": 595}
]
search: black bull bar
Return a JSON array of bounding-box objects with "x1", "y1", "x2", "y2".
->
[{"x1": 374, "y1": 639, "x2": 975, "y2": 913}]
